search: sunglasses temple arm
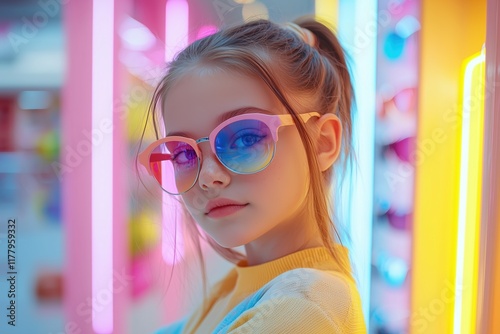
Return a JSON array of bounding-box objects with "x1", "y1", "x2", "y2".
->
[
  {"x1": 300, "y1": 112, "x2": 321, "y2": 122},
  {"x1": 279, "y1": 112, "x2": 320, "y2": 126}
]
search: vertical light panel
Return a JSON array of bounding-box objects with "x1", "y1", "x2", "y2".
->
[
  {"x1": 162, "y1": 0, "x2": 189, "y2": 264},
  {"x1": 338, "y1": 0, "x2": 377, "y2": 326},
  {"x1": 413, "y1": 0, "x2": 485, "y2": 332},
  {"x1": 476, "y1": 1, "x2": 500, "y2": 331},
  {"x1": 161, "y1": 177, "x2": 185, "y2": 265},
  {"x1": 92, "y1": 0, "x2": 114, "y2": 332},
  {"x1": 454, "y1": 51, "x2": 485, "y2": 334},
  {"x1": 165, "y1": 0, "x2": 189, "y2": 62}
]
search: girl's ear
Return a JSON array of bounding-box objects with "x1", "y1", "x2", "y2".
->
[{"x1": 313, "y1": 113, "x2": 342, "y2": 172}]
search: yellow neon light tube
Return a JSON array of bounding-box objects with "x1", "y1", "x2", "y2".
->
[{"x1": 454, "y1": 49, "x2": 485, "y2": 334}]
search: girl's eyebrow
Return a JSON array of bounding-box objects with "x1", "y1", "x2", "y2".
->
[
  {"x1": 216, "y1": 106, "x2": 273, "y2": 123},
  {"x1": 166, "y1": 107, "x2": 273, "y2": 137}
]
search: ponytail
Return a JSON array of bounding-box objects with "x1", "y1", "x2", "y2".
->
[{"x1": 295, "y1": 16, "x2": 354, "y2": 174}]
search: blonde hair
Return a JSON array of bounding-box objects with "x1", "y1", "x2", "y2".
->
[{"x1": 139, "y1": 15, "x2": 355, "y2": 302}]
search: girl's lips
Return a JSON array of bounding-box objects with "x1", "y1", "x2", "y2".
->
[
  {"x1": 206, "y1": 204, "x2": 249, "y2": 218},
  {"x1": 205, "y1": 198, "x2": 248, "y2": 213}
]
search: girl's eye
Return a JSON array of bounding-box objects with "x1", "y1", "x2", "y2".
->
[
  {"x1": 231, "y1": 132, "x2": 266, "y2": 149},
  {"x1": 172, "y1": 148, "x2": 197, "y2": 165}
]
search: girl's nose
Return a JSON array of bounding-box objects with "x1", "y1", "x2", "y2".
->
[{"x1": 197, "y1": 150, "x2": 231, "y2": 191}]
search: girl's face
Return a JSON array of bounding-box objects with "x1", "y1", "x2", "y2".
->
[{"x1": 163, "y1": 67, "x2": 320, "y2": 260}]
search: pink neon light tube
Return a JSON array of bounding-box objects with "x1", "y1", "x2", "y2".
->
[
  {"x1": 92, "y1": 0, "x2": 114, "y2": 332},
  {"x1": 162, "y1": 0, "x2": 189, "y2": 264},
  {"x1": 165, "y1": 0, "x2": 189, "y2": 62}
]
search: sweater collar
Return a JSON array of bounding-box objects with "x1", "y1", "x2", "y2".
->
[{"x1": 232, "y1": 245, "x2": 351, "y2": 294}]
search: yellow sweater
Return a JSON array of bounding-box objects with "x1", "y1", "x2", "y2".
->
[{"x1": 157, "y1": 246, "x2": 367, "y2": 333}]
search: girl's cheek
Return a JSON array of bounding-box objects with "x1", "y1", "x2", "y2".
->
[{"x1": 182, "y1": 190, "x2": 205, "y2": 212}]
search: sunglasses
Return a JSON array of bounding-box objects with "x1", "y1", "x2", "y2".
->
[{"x1": 139, "y1": 111, "x2": 320, "y2": 195}]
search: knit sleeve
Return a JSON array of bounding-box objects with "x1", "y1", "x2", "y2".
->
[{"x1": 219, "y1": 269, "x2": 366, "y2": 334}]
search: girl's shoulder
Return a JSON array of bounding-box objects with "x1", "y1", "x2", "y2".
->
[
  {"x1": 214, "y1": 268, "x2": 366, "y2": 333},
  {"x1": 261, "y1": 267, "x2": 359, "y2": 307}
]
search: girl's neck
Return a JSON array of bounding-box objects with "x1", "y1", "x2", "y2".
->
[{"x1": 243, "y1": 223, "x2": 324, "y2": 266}]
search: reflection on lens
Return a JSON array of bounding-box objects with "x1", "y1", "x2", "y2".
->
[
  {"x1": 215, "y1": 119, "x2": 274, "y2": 173},
  {"x1": 149, "y1": 140, "x2": 199, "y2": 194}
]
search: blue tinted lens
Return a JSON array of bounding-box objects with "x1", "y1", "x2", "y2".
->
[{"x1": 215, "y1": 119, "x2": 274, "y2": 173}]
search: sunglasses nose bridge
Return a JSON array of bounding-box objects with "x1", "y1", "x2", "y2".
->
[
  {"x1": 195, "y1": 137, "x2": 210, "y2": 150},
  {"x1": 195, "y1": 137, "x2": 209, "y2": 144},
  {"x1": 195, "y1": 137, "x2": 212, "y2": 157},
  {"x1": 195, "y1": 136, "x2": 224, "y2": 172},
  {"x1": 196, "y1": 137, "x2": 210, "y2": 145}
]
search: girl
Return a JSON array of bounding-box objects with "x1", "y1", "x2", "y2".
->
[{"x1": 138, "y1": 15, "x2": 366, "y2": 334}]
